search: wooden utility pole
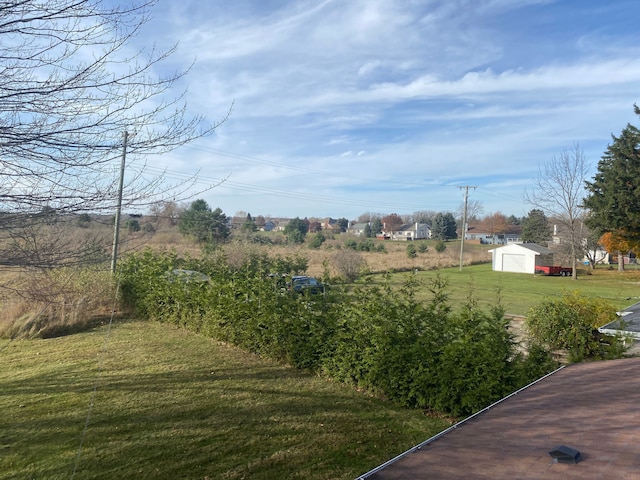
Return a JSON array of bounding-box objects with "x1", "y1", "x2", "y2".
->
[
  {"x1": 110, "y1": 130, "x2": 128, "y2": 274},
  {"x1": 458, "y1": 185, "x2": 476, "y2": 271}
]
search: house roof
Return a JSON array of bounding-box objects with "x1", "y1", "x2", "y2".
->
[
  {"x1": 358, "y1": 357, "x2": 640, "y2": 479},
  {"x1": 350, "y1": 223, "x2": 369, "y2": 230},
  {"x1": 396, "y1": 223, "x2": 429, "y2": 232},
  {"x1": 489, "y1": 242, "x2": 553, "y2": 255},
  {"x1": 600, "y1": 301, "x2": 640, "y2": 339},
  {"x1": 518, "y1": 242, "x2": 553, "y2": 254}
]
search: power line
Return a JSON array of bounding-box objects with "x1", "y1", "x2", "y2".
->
[
  {"x1": 139, "y1": 165, "x2": 460, "y2": 213},
  {"x1": 126, "y1": 143, "x2": 523, "y2": 215},
  {"x1": 179, "y1": 144, "x2": 450, "y2": 189}
]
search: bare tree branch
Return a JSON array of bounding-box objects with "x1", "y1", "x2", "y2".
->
[
  {"x1": 524, "y1": 143, "x2": 590, "y2": 279},
  {"x1": 0, "y1": 0, "x2": 230, "y2": 271}
]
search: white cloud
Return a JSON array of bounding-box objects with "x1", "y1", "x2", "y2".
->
[{"x1": 137, "y1": 0, "x2": 640, "y2": 218}]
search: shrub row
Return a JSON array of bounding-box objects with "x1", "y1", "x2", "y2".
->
[{"x1": 119, "y1": 249, "x2": 558, "y2": 416}]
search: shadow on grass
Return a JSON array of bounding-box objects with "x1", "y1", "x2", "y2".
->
[
  {"x1": 38, "y1": 313, "x2": 133, "y2": 339},
  {"x1": 0, "y1": 326, "x2": 445, "y2": 480}
]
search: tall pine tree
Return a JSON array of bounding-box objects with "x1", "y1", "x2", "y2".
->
[
  {"x1": 521, "y1": 209, "x2": 552, "y2": 244},
  {"x1": 584, "y1": 108, "x2": 640, "y2": 247}
]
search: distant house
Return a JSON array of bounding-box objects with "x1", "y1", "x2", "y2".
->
[
  {"x1": 321, "y1": 217, "x2": 343, "y2": 232},
  {"x1": 389, "y1": 223, "x2": 431, "y2": 241},
  {"x1": 270, "y1": 218, "x2": 291, "y2": 232},
  {"x1": 465, "y1": 225, "x2": 522, "y2": 245},
  {"x1": 584, "y1": 244, "x2": 610, "y2": 265},
  {"x1": 489, "y1": 243, "x2": 554, "y2": 274},
  {"x1": 261, "y1": 220, "x2": 275, "y2": 232},
  {"x1": 349, "y1": 222, "x2": 370, "y2": 236}
]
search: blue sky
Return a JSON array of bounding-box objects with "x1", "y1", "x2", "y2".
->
[{"x1": 134, "y1": 0, "x2": 640, "y2": 220}]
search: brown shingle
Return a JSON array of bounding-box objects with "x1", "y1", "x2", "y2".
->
[{"x1": 360, "y1": 358, "x2": 640, "y2": 479}]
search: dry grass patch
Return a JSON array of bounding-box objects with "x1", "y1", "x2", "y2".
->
[
  {"x1": 260, "y1": 239, "x2": 492, "y2": 278},
  {"x1": 0, "y1": 267, "x2": 117, "y2": 339}
]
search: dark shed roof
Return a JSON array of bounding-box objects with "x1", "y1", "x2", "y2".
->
[{"x1": 517, "y1": 242, "x2": 553, "y2": 255}]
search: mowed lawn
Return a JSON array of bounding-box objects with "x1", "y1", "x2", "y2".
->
[
  {"x1": 0, "y1": 319, "x2": 452, "y2": 480},
  {"x1": 397, "y1": 263, "x2": 640, "y2": 316}
]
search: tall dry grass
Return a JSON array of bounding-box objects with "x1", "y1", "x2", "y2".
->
[
  {"x1": 0, "y1": 267, "x2": 117, "y2": 339},
  {"x1": 253, "y1": 238, "x2": 492, "y2": 278}
]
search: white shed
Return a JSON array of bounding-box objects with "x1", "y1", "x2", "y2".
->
[{"x1": 489, "y1": 243, "x2": 554, "y2": 274}]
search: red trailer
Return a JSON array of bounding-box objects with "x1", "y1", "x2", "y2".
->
[{"x1": 534, "y1": 265, "x2": 573, "y2": 276}]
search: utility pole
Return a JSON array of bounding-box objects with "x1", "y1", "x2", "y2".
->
[
  {"x1": 458, "y1": 185, "x2": 476, "y2": 271},
  {"x1": 111, "y1": 130, "x2": 128, "y2": 274}
]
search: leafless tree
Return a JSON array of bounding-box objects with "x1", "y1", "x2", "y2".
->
[
  {"x1": 457, "y1": 200, "x2": 484, "y2": 224},
  {"x1": 357, "y1": 212, "x2": 384, "y2": 223},
  {"x1": 381, "y1": 213, "x2": 404, "y2": 233},
  {"x1": 333, "y1": 249, "x2": 366, "y2": 282},
  {"x1": 411, "y1": 210, "x2": 437, "y2": 225},
  {"x1": 524, "y1": 143, "x2": 590, "y2": 279},
  {"x1": 0, "y1": 0, "x2": 228, "y2": 269}
]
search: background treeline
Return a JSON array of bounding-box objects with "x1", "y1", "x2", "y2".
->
[{"x1": 119, "y1": 250, "x2": 561, "y2": 416}]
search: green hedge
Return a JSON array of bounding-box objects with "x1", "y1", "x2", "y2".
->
[{"x1": 118, "y1": 249, "x2": 559, "y2": 416}]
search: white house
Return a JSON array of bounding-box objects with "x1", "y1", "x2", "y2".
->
[
  {"x1": 349, "y1": 222, "x2": 369, "y2": 236},
  {"x1": 583, "y1": 243, "x2": 611, "y2": 265},
  {"x1": 390, "y1": 223, "x2": 431, "y2": 241},
  {"x1": 489, "y1": 243, "x2": 554, "y2": 274}
]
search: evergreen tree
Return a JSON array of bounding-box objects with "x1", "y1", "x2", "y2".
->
[
  {"x1": 336, "y1": 218, "x2": 349, "y2": 232},
  {"x1": 432, "y1": 212, "x2": 457, "y2": 240},
  {"x1": 507, "y1": 215, "x2": 521, "y2": 225},
  {"x1": 371, "y1": 218, "x2": 383, "y2": 235},
  {"x1": 584, "y1": 112, "x2": 640, "y2": 247},
  {"x1": 284, "y1": 217, "x2": 309, "y2": 243},
  {"x1": 178, "y1": 200, "x2": 230, "y2": 244},
  {"x1": 444, "y1": 212, "x2": 458, "y2": 239},
  {"x1": 521, "y1": 209, "x2": 551, "y2": 244}
]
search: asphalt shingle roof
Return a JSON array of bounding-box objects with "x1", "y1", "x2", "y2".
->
[
  {"x1": 359, "y1": 357, "x2": 640, "y2": 479},
  {"x1": 516, "y1": 243, "x2": 554, "y2": 255}
]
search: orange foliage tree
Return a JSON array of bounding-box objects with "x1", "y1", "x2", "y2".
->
[{"x1": 599, "y1": 231, "x2": 638, "y2": 271}]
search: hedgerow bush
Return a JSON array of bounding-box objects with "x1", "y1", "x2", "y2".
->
[
  {"x1": 525, "y1": 291, "x2": 627, "y2": 362},
  {"x1": 119, "y1": 251, "x2": 559, "y2": 416}
]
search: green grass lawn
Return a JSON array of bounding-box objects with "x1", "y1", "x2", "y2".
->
[
  {"x1": 391, "y1": 263, "x2": 640, "y2": 316},
  {"x1": 0, "y1": 319, "x2": 452, "y2": 480}
]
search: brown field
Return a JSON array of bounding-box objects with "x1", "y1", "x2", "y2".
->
[
  {"x1": 0, "y1": 219, "x2": 492, "y2": 338},
  {"x1": 259, "y1": 239, "x2": 492, "y2": 277},
  {"x1": 121, "y1": 224, "x2": 494, "y2": 277}
]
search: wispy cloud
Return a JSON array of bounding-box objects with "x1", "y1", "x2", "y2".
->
[{"x1": 139, "y1": 0, "x2": 640, "y2": 218}]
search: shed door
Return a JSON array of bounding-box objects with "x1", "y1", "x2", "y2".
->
[{"x1": 502, "y1": 253, "x2": 526, "y2": 272}]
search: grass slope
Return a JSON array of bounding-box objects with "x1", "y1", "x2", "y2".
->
[{"x1": 0, "y1": 319, "x2": 452, "y2": 480}]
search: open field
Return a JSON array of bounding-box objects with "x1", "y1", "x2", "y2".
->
[
  {"x1": 0, "y1": 319, "x2": 453, "y2": 480},
  {"x1": 249, "y1": 238, "x2": 494, "y2": 277},
  {"x1": 393, "y1": 263, "x2": 640, "y2": 316}
]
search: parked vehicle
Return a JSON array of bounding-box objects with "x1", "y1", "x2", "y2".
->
[
  {"x1": 288, "y1": 275, "x2": 328, "y2": 294},
  {"x1": 165, "y1": 269, "x2": 210, "y2": 283},
  {"x1": 534, "y1": 265, "x2": 573, "y2": 276}
]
